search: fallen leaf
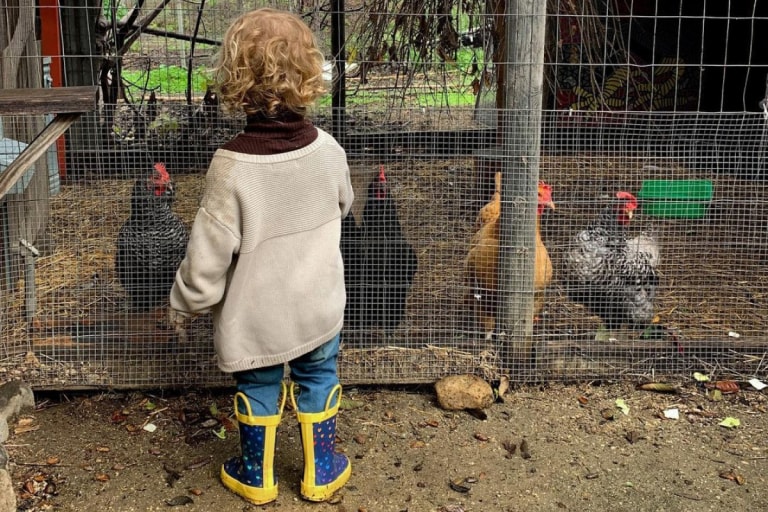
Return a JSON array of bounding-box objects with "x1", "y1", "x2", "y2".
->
[
  {"x1": 94, "y1": 473, "x2": 110, "y2": 482},
  {"x1": 448, "y1": 479, "x2": 471, "y2": 493},
  {"x1": 636, "y1": 382, "x2": 677, "y2": 394},
  {"x1": 693, "y1": 372, "x2": 710, "y2": 382},
  {"x1": 425, "y1": 419, "x2": 440, "y2": 428},
  {"x1": 165, "y1": 495, "x2": 194, "y2": 506},
  {"x1": 189, "y1": 488, "x2": 203, "y2": 496},
  {"x1": 625, "y1": 431, "x2": 642, "y2": 444},
  {"x1": 615, "y1": 398, "x2": 629, "y2": 415},
  {"x1": 711, "y1": 380, "x2": 740, "y2": 394},
  {"x1": 710, "y1": 389, "x2": 723, "y2": 402},
  {"x1": 46, "y1": 456, "x2": 60, "y2": 465},
  {"x1": 718, "y1": 417, "x2": 740, "y2": 428},
  {"x1": 719, "y1": 469, "x2": 745, "y2": 485},
  {"x1": 143, "y1": 423, "x2": 157, "y2": 433},
  {"x1": 520, "y1": 439, "x2": 531, "y2": 459},
  {"x1": 577, "y1": 395, "x2": 589, "y2": 405},
  {"x1": 212, "y1": 426, "x2": 227, "y2": 440},
  {"x1": 353, "y1": 434, "x2": 367, "y2": 445},
  {"x1": 410, "y1": 440, "x2": 425, "y2": 449},
  {"x1": 14, "y1": 424, "x2": 40, "y2": 435},
  {"x1": 339, "y1": 398, "x2": 365, "y2": 410},
  {"x1": 95, "y1": 446, "x2": 110, "y2": 453},
  {"x1": 502, "y1": 440, "x2": 517, "y2": 458},
  {"x1": 496, "y1": 376, "x2": 510, "y2": 400}
]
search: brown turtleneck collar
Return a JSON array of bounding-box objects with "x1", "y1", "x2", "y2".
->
[{"x1": 220, "y1": 111, "x2": 319, "y2": 155}]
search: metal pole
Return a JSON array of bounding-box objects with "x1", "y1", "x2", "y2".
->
[
  {"x1": 498, "y1": 0, "x2": 547, "y2": 375},
  {"x1": 330, "y1": 0, "x2": 347, "y2": 146}
]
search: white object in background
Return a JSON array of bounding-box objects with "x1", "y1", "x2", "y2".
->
[{"x1": 322, "y1": 61, "x2": 360, "y2": 81}]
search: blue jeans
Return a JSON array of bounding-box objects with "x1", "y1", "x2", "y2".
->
[{"x1": 233, "y1": 334, "x2": 341, "y2": 416}]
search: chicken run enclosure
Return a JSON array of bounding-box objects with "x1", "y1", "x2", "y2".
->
[{"x1": 2, "y1": 0, "x2": 768, "y2": 389}]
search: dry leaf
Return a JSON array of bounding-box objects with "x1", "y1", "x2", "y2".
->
[
  {"x1": 636, "y1": 382, "x2": 677, "y2": 394},
  {"x1": 473, "y1": 432, "x2": 489, "y2": 442},
  {"x1": 14, "y1": 424, "x2": 40, "y2": 435},
  {"x1": 96, "y1": 446, "x2": 110, "y2": 453},
  {"x1": 497, "y1": 376, "x2": 510, "y2": 399},
  {"x1": 712, "y1": 380, "x2": 740, "y2": 394},
  {"x1": 46, "y1": 456, "x2": 60, "y2": 465},
  {"x1": 520, "y1": 439, "x2": 531, "y2": 459},
  {"x1": 410, "y1": 440, "x2": 425, "y2": 449},
  {"x1": 94, "y1": 474, "x2": 110, "y2": 482},
  {"x1": 719, "y1": 469, "x2": 745, "y2": 485},
  {"x1": 448, "y1": 479, "x2": 471, "y2": 493},
  {"x1": 577, "y1": 395, "x2": 589, "y2": 405},
  {"x1": 189, "y1": 488, "x2": 203, "y2": 496}
]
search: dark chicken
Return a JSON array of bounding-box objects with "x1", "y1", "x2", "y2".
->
[
  {"x1": 116, "y1": 162, "x2": 189, "y2": 312},
  {"x1": 565, "y1": 191, "x2": 659, "y2": 339},
  {"x1": 341, "y1": 166, "x2": 418, "y2": 331}
]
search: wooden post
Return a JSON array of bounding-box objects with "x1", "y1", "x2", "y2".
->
[{"x1": 497, "y1": 0, "x2": 547, "y2": 376}]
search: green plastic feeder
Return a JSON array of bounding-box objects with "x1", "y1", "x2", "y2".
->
[{"x1": 638, "y1": 179, "x2": 713, "y2": 219}]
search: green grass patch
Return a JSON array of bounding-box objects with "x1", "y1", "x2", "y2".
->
[{"x1": 122, "y1": 65, "x2": 210, "y2": 97}]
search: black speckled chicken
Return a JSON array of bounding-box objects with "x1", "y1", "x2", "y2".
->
[
  {"x1": 565, "y1": 191, "x2": 659, "y2": 339},
  {"x1": 116, "y1": 162, "x2": 189, "y2": 312}
]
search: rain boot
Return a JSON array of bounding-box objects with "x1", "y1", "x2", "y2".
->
[
  {"x1": 291, "y1": 383, "x2": 351, "y2": 501},
  {"x1": 220, "y1": 382, "x2": 286, "y2": 505}
]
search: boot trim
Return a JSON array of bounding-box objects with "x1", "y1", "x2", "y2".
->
[{"x1": 220, "y1": 464, "x2": 279, "y2": 504}]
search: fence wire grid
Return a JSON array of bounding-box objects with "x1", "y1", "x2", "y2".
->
[{"x1": 2, "y1": 0, "x2": 768, "y2": 389}]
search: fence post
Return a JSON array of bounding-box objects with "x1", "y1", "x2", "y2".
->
[{"x1": 498, "y1": 0, "x2": 546, "y2": 377}]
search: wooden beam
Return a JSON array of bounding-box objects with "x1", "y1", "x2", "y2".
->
[
  {"x1": 0, "y1": 85, "x2": 98, "y2": 115},
  {"x1": 0, "y1": 112, "x2": 79, "y2": 199}
]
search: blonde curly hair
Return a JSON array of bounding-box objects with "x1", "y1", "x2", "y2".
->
[{"x1": 213, "y1": 8, "x2": 326, "y2": 116}]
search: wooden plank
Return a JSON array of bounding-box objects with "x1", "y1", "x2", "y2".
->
[
  {"x1": 0, "y1": 86, "x2": 98, "y2": 115},
  {"x1": 0, "y1": 112, "x2": 79, "y2": 199}
]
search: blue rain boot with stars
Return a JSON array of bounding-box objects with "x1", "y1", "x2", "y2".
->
[
  {"x1": 220, "y1": 383, "x2": 286, "y2": 505},
  {"x1": 291, "y1": 383, "x2": 351, "y2": 501}
]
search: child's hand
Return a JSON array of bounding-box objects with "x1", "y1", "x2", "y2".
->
[{"x1": 168, "y1": 307, "x2": 193, "y2": 343}]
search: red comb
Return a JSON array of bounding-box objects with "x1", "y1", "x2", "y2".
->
[
  {"x1": 153, "y1": 162, "x2": 170, "y2": 181},
  {"x1": 378, "y1": 165, "x2": 386, "y2": 183},
  {"x1": 616, "y1": 191, "x2": 636, "y2": 201}
]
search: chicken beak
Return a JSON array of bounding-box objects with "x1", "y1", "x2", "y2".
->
[
  {"x1": 547, "y1": 200, "x2": 556, "y2": 211},
  {"x1": 626, "y1": 209, "x2": 633, "y2": 220}
]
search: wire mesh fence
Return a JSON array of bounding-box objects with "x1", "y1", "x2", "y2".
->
[{"x1": 1, "y1": 0, "x2": 768, "y2": 388}]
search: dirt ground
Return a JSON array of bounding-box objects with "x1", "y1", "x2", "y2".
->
[{"x1": 6, "y1": 379, "x2": 768, "y2": 512}]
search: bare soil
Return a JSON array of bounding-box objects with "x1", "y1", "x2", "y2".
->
[{"x1": 7, "y1": 380, "x2": 768, "y2": 512}]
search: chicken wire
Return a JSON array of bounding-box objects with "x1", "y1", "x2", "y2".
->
[{"x1": 2, "y1": 0, "x2": 768, "y2": 389}]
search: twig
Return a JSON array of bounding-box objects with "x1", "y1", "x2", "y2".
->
[
  {"x1": 672, "y1": 492, "x2": 703, "y2": 501},
  {"x1": 15, "y1": 462, "x2": 76, "y2": 467}
]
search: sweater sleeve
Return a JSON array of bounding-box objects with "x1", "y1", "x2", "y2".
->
[
  {"x1": 340, "y1": 163, "x2": 354, "y2": 217},
  {"x1": 170, "y1": 206, "x2": 241, "y2": 313}
]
